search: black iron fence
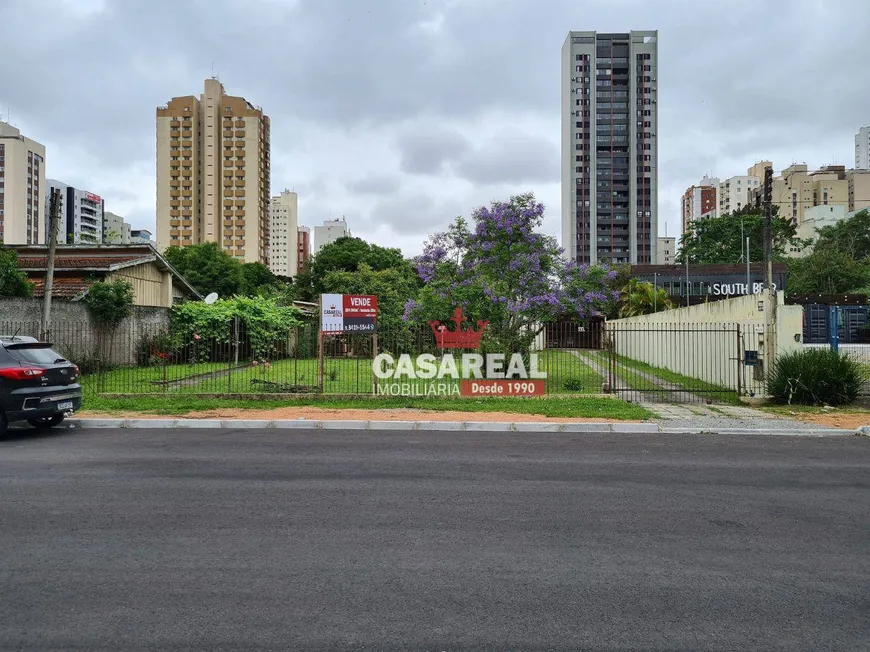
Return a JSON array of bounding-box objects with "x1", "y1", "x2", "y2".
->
[{"x1": 0, "y1": 319, "x2": 793, "y2": 403}]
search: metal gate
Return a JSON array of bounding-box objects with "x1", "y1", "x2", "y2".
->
[{"x1": 604, "y1": 323, "x2": 743, "y2": 404}]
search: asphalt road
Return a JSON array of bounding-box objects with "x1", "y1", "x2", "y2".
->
[{"x1": 1, "y1": 428, "x2": 868, "y2": 651}]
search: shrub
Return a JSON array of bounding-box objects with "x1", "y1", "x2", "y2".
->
[
  {"x1": 768, "y1": 348, "x2": 863, "y2": 406},
  {"x1": 84, "y1": 280, "x2": 134, "y2": 328},
  {"x1": 563, "y1": 378, "x2": 584, "y2": 391}
]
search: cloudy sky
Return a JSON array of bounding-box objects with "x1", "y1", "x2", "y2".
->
[{"x1": 2, "y1": 0, "x2": 868, "y2": 256}]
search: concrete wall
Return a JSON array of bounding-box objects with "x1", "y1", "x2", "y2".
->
[
  {"x1": 605, "y1": 293, "x2": 803, "y2": 395},
  {"x1": 0, "y1": 298, "x2": 170, "y2": 365}
]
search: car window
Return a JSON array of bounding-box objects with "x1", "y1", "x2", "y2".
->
[{"x1": 4, "y1": 346, "x2": 67, "y2": 365}]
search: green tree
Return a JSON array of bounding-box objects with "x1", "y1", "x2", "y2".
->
[
  {"x1": 677, "y1": 205, "x2": 805, "y2": 264},
  {"x1": 814, "y1": 209, "x2": 870, "y2": 261},
  {"x1": 240, "y1": 262, "x2": 283, "y2": 297},
  {"x1": 787, "y1": 248, "x2": 870, "y2": 295},
  {"x1": 320, "y1": 262, "x2": 420, "y2": 330},
  {"x1": 618, "y1": 281, "x2": 674, "y2": 318},
  {"x1": 163, "y1": 242, "x2": 244, "y2": 297},
  {"x1": 0, "y1": 249, "x2": 34, "y2": 297},
  {"x1": 305, "y1": 237, "x2": 416, "y2": 297},
  {"x1": 84, "y1": 279, "x2": 134, "y2": 328}
]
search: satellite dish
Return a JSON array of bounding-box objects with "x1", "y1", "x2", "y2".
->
[{"x1": 204, "y1": 292, "x2": 219, "y2": 305}]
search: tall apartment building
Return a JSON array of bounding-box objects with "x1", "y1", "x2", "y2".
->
[
  {"x1": 156, "y1": 78, "x2": 270, "y2": 262},
  {"x1": 748, "y1": 164, "x2": 850, "y2": 225},
  {"x1": 656, "y1": 236, "x2": 676, "y2": 265},
  {"x1": 847, "y1": 169, "x2": 870, "y2": 212},
  {"x1": 561, "y1": 30, "x2": 658, "y2": 264},
  {"x1": 717, "y1": 174, "x2": 760, "y2": 216},
  {"x1": 681, "y1": 175, "x2": 717, "y2": 233},
  {"x1": 297, "y1": 226, "x2": 311, "y2": 274},
  {"x1": 0, "y1": 121, "x2": 46, "y2": 244},
  {"x1": 314, "y1": 217, "x2": 350, "y2": 252},
  {"x1": 45, "y1": 180, "x2": 105, "y2": 244},
  {"x1": 855, "y1": 126, "x2": 870, "y2": 169},
  {"x1": 268, "y1": 189, "x2": 298, "y2": 277},
  {"x1": 103, "y1": 211, "x2": 132, "y2": 244}
]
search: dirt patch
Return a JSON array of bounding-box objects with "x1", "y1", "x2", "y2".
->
[
  {"x1": 77, "y1": 406, "x2": 641, "y2": 423},
  {"x1": 789, "y1": 411, "x2": 870, "y2": 430}
]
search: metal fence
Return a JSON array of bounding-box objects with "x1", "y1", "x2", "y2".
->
[{"x1": 0, "y1": 318, "x2": 773, "y2": 403}]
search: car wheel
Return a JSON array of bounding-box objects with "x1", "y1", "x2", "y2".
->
[{"x1": 27, "y1": 414, "x2": 65, "y2": 429}]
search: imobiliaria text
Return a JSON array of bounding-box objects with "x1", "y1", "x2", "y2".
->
[{"x1": 372, "y1": 308, "x2": 547, "y2": 397}]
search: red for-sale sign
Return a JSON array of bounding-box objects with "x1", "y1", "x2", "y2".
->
[
  {"x1": 341, "y1": 295, "x2": 378, "y2": 333},
  {"x1": 343, "y1": 295, "x2": 377, "y2": 316}
]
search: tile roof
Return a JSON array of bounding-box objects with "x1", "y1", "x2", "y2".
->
[
  {"x1": 16, "y1": 255, "x2": 147, "y2": 270},
  {"x1": 30, "y1": 276, "x2": 90, "y2": 299}
]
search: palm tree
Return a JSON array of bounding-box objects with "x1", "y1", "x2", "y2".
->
[{"x1": 618, "y1": 281, "x2": 674, "y2": 318}]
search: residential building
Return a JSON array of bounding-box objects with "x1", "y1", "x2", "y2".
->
[
  {"x1": 561, "y1": 30, "x2": 658, "y2": 264},
  {"x1": 748, "y1": 164, "x2": 850, "y2": 225},
  {"x1": 856, "y1": 126, "x2": 870, "y2": 169},
  {"x1": 747, "y1": 160, "x2": 773, "y2": 182},
  {"x1": 717, "y1": 174, "x2": 760, "y2": 216},
  {"x1": 787, "y1": 204, "x2": 847, "y2": 258},
  {"x1": 268, "y1": 189, "x2": 298, "y2": 277},
  {"x1": 156, "y1": 78, "x2": 271, "y2": 263},
  {"x1": 103, "y1": 211, "x2": 132, "y2": 244},
  {"x1": 847, "y1": 169, "x2": 870, "y2": 212},
  {"x1": 681, "y1": 175, "x2": 717, "y2": 233},
  {"x1": 656, "y1": 236, "x2": 676, "y2": 265},
  {"x1": 314, "y1": 217, "x2": 350, "y2": 252},
  {"x1": 5, "y1": 243, "x2": 200, "y2": 306},
  {"x1": 0, "y1": 121, "x2": 46, "y2": 244},
  {"x1": 45, "y1": 179, "x2": 104, "y2": 244},
  {"x1": 297, "y1": 225, "x2": 311, "y2": 273},
  {"x1": 130, "y1": 229, "x2": 152, "y2": 244}
]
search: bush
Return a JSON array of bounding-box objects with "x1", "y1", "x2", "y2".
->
[
  {"x1": 768, "y1": 348, "x2": 863, "y2": 406},
  {"x1": 563, "y1": 378, "x2": 584, "y2": 391},
  {"x1": 84, "y1": 280, "x2": 134, "y2": 328}
]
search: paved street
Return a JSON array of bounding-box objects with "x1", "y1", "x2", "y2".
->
[{"x1": 1, "y1": 428, "x2": 868, "y2": 651}]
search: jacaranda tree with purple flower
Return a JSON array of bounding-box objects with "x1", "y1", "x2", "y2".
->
[{"x1": 405, "y1": 193, "x2": 622, "y2": 353}]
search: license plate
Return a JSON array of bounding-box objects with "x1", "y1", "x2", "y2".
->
[{"x1": 57, "y1": 401, "x2": 73, "y2": 410}]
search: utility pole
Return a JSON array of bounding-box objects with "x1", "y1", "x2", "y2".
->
[
  {"x1": 40, "y1": 188, "x2": 61, "y2": 340},
  {"x1": 763, "y1": 166, "x2": 776, "y2": 380}
]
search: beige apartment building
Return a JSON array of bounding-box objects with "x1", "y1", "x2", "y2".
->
[
  {"x1": 156, "y1": 78, "x2": 270, "y2": 263},
  {"x1": 0, "y1": 121, "x2": 46, "y2": 245},
  {"x1": 762, "y1": 164, "x2": 849, "y2": 225},
  {"x1": 847, "y1": 169, "x2": 870, "y2": 213},
  {"x1": 268, "y1": 189, "x2": 298, "y2": 277}
]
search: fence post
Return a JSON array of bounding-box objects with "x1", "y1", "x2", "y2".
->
[
  {"x1": 317, "y1": 296, "x2": 324, "y2": 393},
  {"x1": 372, "y1": 332, "x2": 378, "y2": 395},
  {"x1": 828, "y1": 306, "x2": 839, "y2": 353},
  {"x1": 736, "y1": 324, "x2": 742, "y2": 398}
]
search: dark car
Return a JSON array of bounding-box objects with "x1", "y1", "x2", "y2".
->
[{"x1": 0, "y1": 335, "x2": 82, "y2": 436}]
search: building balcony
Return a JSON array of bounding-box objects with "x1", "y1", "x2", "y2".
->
[
  {"x1": 170, "y1": 210, "x2": 181, "y2": 217},
  {"x1": 234, "y1": 149, "x2": 245, "y2": 157},
  {"x1": 181, "y1": 140, "x2": 192, "y2": 147},
  {"x1": 181, "y1": 169, "x2": 192, "y2": 177},
  {"x1": 234, "y1": 200, "x2": 245, "y2": 207},
  {"x1": 170, "y1": 131, "x2": 181, "y2": 138},
  {"x1": 235, "y1": 131, "x2": 245, "y2": 138},
  {"x1": 224, "y1": 131, "x2": 234, "y2": 139},
  {"x1": 182, "y1": 210, "x2": 193, "y2": 217},
  {"x1": 170, "y1": 200, "x2": 181, "y2": 208},
  {"x1": 234, "y1": 211, "x2": 245, "y2": 218},
  {"x1": 182, "y1": 200, "x2": 192, "y2": 207},
  {"x1": 170, "y1": 220, "x2": 181, "y2": 227},
  {"x1": 170, "y1": 120, "x2": 181, "y2": 128}
]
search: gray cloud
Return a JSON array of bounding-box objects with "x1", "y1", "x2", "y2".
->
[
  {"x1": 345, "y1": 174, "x2": 402, "y2": 195},
  {"x1": 395, "y1": 126, "x2": 470, "y2": 175},
  {"x1": 455, "y1": 132, "x2": 559, "y2": 185},
  {"x1": 1, "y1": 0, "x2": 869, "y2": 249}
]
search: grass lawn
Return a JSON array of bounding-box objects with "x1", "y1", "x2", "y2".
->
[
  {"x1": 586, "y1": 350, "x2": 740, "y2": 405},
  {"x1": 79, "y1": 394, "x2": 653, "y2": 420},
  {"x1": 83, "y1": 352, "x2": 607, "y2": 396}
]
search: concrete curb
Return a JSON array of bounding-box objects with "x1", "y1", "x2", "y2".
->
[
  {"x1": 64, "y1": 418, "x2": 659, "y2": 433},
  {"x1": 60, "y1": 418, "x2": 865, "y2": 436}
]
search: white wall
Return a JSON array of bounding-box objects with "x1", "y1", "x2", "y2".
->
[{"x1": 605, "y1": 293, "x2": 803, "y2": 396}]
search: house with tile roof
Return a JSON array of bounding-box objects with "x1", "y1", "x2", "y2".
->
[{"x1": 3, "y1": 244, "x2": 201, "y2": 307}]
